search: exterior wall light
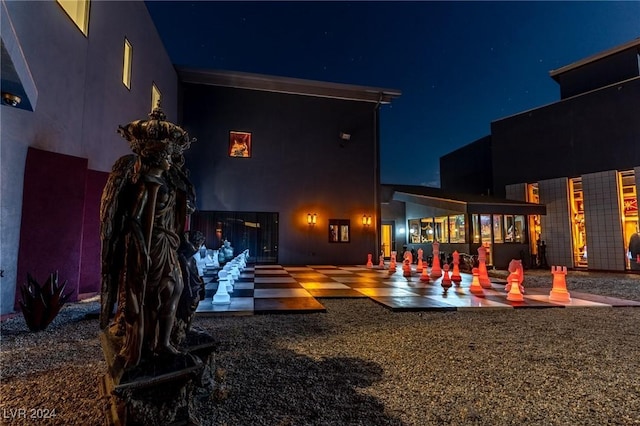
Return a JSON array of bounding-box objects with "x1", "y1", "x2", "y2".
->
[
  {"x1": 307, "y1": 213, "x2": 317, "y2": 226},
  {"x1": 2, "y1": 92, "x2": 21, "y2": 107}
]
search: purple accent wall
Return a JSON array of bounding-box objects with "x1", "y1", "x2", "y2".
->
[
  {"x1": 16, "y1": 148, "x2": 88, "y2": 308},
  {"x1": 79, "y1": 170, "x2": 109, "y2": 296}
]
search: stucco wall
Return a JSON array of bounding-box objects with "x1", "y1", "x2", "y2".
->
[
  {"x1": 181, "y1": 83, "x2": 379, "y2": 265},
  {"x1": 0, "y1": 0, "x2": 177, "y2": 314}
]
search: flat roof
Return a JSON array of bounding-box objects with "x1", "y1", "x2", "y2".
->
[
  {"x1": 177, "y1": 67, "x2": 402, "y2": 104},
  {"x1": 549, "y1": 38, "x2": 640, "y2": 81}
]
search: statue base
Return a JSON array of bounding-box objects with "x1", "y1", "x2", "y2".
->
[{"x1": 99, "y1": 330, "x2": 217, "y2": 425}]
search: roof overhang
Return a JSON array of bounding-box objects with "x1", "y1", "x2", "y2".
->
[
  {"x1": 549, "y1": 38, "x2": 640, "y2": 82},
  {"x1": 393, "y1": 191, "x2": 546, "y2": 216},
  {"x1": 177, "y1": 67, "x2": 401, "y2": 104}
]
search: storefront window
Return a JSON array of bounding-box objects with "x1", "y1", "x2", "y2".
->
[
  {"x1": 408, "y1": 219, "x2": 421, "y2": 244},
  {"x1": 434, "y1": 216, "x2": 448, "y2": 243},
  {"x1": 449, "y1": 215, "x2": 465, "y2": 243},
  {"x1": 472, "y1": 214, "x2": 480, "y2": 243},
  {"x1": 514, "y1": 215, "x2": 526, "y2": 243},
  {"x1": 493, "y1": 214, "x2": 503, "y2": 243},
  {"x1": 420, "y1": 218, "x2": 434, "y2": 243},
  {"x1": 480, "y1": 214, "x2": 491, "y2": 243}
]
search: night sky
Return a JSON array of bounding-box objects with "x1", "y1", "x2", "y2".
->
[{"x1": 145, "y1": 1, "x2": 640, "y2": 187}]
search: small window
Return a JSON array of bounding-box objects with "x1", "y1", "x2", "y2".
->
[
  {"x1": 151, "y1": 83, "x2": 161, "y2": 110},
  {"x1": 123, "y1": 38, "x2": 132, "y2": 89},
  {"x1": 57, "y1": 0, "x2": 90, "y2": 36}
]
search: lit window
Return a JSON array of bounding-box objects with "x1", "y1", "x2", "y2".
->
[
  {"x1": 57, "y1": 0, "x2": 90, "y2": 36},
  {"x1": 151, "y1": 83, "x2": 161, "y2": 110},
  {"x1": 449, "y1": 215, "x2": 465, "y2": 243},
  {"x1": 123, "y1": 38, "x2": 132, "y2": 89}
]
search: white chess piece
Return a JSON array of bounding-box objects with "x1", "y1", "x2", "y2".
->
[{"x1": 213, "y1": 270, "x2": 231, "y2": 304}]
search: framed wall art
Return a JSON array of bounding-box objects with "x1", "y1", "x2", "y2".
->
[
  {"x1": 229, "y1": 131, "x2": 252, "y2": 158},
  {"x1": 329, "y1": 219, "x2": 350, "y2": 243}
]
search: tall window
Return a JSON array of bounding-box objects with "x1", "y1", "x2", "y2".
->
[
  {"x1": 619, "y1": 170, "x2": 638, "y2": 269},
  {"x1": 123, "y1": 38, "x2": 132, "y2": 89},
  {"x1": 449, "y1": 215, "x2": 465, "y2": 243},
  {"x1": 570, "y1": 177, "x2": 587, "y2": 267},
  {"x1": 151, "y1": 83, "x2": 161, "y2": 110},
  {"x1": 57, "y1": 0, "x2": 90, "y2": 36}
]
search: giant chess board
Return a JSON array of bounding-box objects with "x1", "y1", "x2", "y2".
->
[{"x1": 195, "y1": 264, "x2": 640, "y2": 315}]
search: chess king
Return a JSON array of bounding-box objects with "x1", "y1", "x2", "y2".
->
[{"x1": 99, "y1": 104, "x2": 197, "y2": 369}]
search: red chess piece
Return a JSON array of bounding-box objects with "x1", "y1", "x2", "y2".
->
[
  {"x1": 419, "y1": 265, "x2": 430, "y2": 283},
  {"x1": 469, "y1": 267, "x2": 484, "y2": 296},
  {"x1": 506, "y1": 272, "x2": 524, "y2": 302},
  {"x1": 366, "y1": 253, "x2": 373, "y2": 268},
  {"x1": 402, "y1": 259, "x2": 412, "y2": 277},
  {"x1": 441, "y1": 264, "x2": 452, "y2": 290},
  {"x1": 549, "y1": 265, "x2": 571, "y2": 302},
  {"x1": 451, "y1": 250, "x2": 462, "y2": 283}
]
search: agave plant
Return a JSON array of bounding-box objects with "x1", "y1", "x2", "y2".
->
[{"x1": 19, "y1": 271, "x2": 71, "y2": 331}]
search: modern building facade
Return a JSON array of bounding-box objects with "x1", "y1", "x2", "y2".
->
[
  {"x1": 1, "y1": 0, "x2": 178, "y2": 314},
  {"x1": 0, "y1": 1, "x2": 401, "y2": 315},
  {"x1": 380, "y1": 185, "x2": 545, "y2": 269},
  {"x1": 440, "y1": 38, "x2": 640, "y2": 271},
  {"x1": 178, "y1": 68, "x2": 400, "y2": 265}
]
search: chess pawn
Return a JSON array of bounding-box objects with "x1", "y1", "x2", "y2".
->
[
  {"x1": 389, "y1": 252, "x2": 397, "y2": 273},
  {"x1": 549, "y1": 266, "x2": 571, "y2": 302},
  {"x1": 441, "y1": 264, "x2": 452, "y2": 290},
  {"x1": 416, "y1": 248, "x2": 424, "y2": 273},
  {"x1": 213, "y1": 270, "x2": 231, "y2": 304},
  {"x1": 367, "y1": 253, "x2": 373, "y2": 268},
  {"x1": 451, "y1": 250, "x2": 462, "y2": 283},
  {"x1": 378, "y1": 254, "x2": 385, "y2": 269},
  {"x1": 506, "y1": 271, "x2": 524, "y2": 302},
  {"x1": 419, "y1": 265, "x2": 430, "y2": 283},
  {"x1": 402, "y1": 259, "x2": 412, "y2": 277},
  {"x1": 469, "y1": 267, "x2": 484, "y2": 295}
]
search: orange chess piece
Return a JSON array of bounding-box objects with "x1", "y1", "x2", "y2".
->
[
  {"x1": 506, "y1": 271, "x2": 524, "y2": 302},
  {"x1": 549, "y1": 265, "x2": 571, "y2": 302},
  {"x1": 441, "y1": 264, "x2": 452, "y2": 290},
  {"x1": 469, "y1": 268, "x2": 484, "y2": 295}
]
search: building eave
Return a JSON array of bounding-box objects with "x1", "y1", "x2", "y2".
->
[
  {"x1": 177, "y1": 67, "x2": 401, "y2": 104},
  {"x1": 549, "y1": 38, "x2": 640, "y2": 82}
]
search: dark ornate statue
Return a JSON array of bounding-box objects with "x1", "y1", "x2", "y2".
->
[
  {"x1": 173, "y1": 230, "x2": 206, "y2": 344},
  {"x1": 98, "y1": 106, "x2": 215, "y2": 425},
  {"x1": 100, "y1": 105, "x2": 196, "y2": 368}
]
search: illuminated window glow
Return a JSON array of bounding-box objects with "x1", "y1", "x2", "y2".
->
[
  {"x1": 151, "y1": 83, "x2": 161, "y2": 110},
  {"x1": 123, "y1": 38, "x2": 132, "y2": 89},
  {"x1": 57, "y1": 0, "x2": 90, "y2": 36}
]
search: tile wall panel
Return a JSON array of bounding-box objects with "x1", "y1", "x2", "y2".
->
[
  {"x1": 538, "y1": 177, "x2": 573, "y2": 268},
  {"x1": 505, "y1": 183, "x2": 527, "y2": 201},
  {"x1": 582, "y1": 170, "x2": 625, "y2": 271}
]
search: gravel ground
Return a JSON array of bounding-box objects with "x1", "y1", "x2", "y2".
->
[{"x1": 1, "y1": 270, "x2": 640, "y2": 425}]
